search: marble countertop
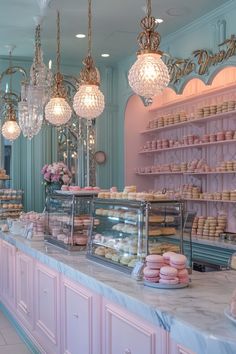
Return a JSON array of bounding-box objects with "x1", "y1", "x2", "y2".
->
[{"x1": 1, "y1": 232, "x2": 236, "y2": 354}]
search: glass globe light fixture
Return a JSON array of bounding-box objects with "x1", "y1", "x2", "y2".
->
[
  {"x1": 128, "y1": 0, "x2": 170, "y2": 100},
  {"x1": 45, "y1": 12, "x2": 72, "y2": 126},
  {"x1": 73, "y1": 0, "x2": 105, "y2": 119},
  {"x1": 73, "y1": 84, "x2": 104, "y2": 119},
  {"x1": 2, "y1": 104, "x2": 21, "y2": 142},
  {"x1": 45, "y1": 94, "x2": 72, "y2": 126}
]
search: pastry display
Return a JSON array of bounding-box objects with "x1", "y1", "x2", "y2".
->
[
  {"x1": 148, "y1": 243, "x2": 180, "y2": 255},
  {"x1": 146, "y1": 100, "x2": 236, "y2": 132},
  {"x1": 192, "y1": 215, "x2": 227, "y2": 239},
  {"x1": 88, "y1": 198, "x2": 186, "y2": 275},
  {"x1": 0, "y1": 189, "x2": 24, "y2": 219},
  {"x1": 19, "y1": 211, "x2": 46, "y2": 239},
  {"x1": 140, "y1": 129, "x2": 236, "y2": 153},
  {"x1": 136, "y1": 158, "x2": 236, "y2": 175}
]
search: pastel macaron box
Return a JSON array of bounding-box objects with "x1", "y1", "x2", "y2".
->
[{"x1": 143, "y1": 252, "x2": 190, "y2": 287}]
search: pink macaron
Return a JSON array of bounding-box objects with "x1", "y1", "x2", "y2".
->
[
  {"x1": 159, "y1": 278, "x2": 179, "y2": 285},
  {"x1": 163, "y1": 251, "x2": 176, "y2": 265},
  {"x1": 146, "y1": 255, "x2": 164, "y2": 269},
  {"x1": 170, "y1": 254, "x2": 187, "y2": 270},
  {"x1": 178, "y1": 269, "x2": 188, "y2": 277},
  {"x1": 160, "y1": 266, "x2": 178, "y2": 280},
  {"x1": 143, "y1": 267, "x2": 160, "y2": 283}
]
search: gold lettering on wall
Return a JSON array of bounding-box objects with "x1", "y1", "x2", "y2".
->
[{"x1": 165, "y1": 34, "x2": 236, "y2": 84}]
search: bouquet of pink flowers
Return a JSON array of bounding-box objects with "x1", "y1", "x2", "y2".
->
[{"x1": 41, "y1": 162, "x2": 72, "y2": 186}]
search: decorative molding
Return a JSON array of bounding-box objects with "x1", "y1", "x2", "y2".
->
[{"x1": 162, "y1": 0, "x2": 236, "y2": 46}]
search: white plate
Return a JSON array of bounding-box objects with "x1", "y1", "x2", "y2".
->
[
  {"x1": 144, "y1": 280, "x2": 189, "y2": 289},
  {"x1": 224, "y1": 306, "x2": 236, "y2": 325},
  {"x1": 55, "y1": 190, "x2": 99, "y2": 195}
]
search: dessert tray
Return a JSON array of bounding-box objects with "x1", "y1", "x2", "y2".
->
[
  {"x1": 224, "y1": 306, "x2": 236, "y2": 325},
  {"x1": 144, "y1": 281, "x2": 189, "y2": 289}
]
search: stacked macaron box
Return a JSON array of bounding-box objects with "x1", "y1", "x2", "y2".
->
[
  {"x1": 45, "y1": 192, "x2": 99, "y2": 251},
  {"x1": 143, "y1": 252, "x2": 190, "y2": 288}
]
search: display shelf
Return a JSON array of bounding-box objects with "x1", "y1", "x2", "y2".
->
[
  {"x1": 148, "y1": 81, "x2": 236, "y2": 112},
  {"x1": 141, "y1": 110, "x2": 236, "y2": 134},
  {"x1": 136, "y1": 171, "x2": 236, "y2": 176},
  {"x1": 184, "y1": 171, "x2": 236, "y2": 175},
  {"x1": 184, "y1": 198, "x2": 236, "y2": 203},
  {"x1": 139, "y1": 138, "x2": 236, "y2": 154},
  {"x1": 136, "y1": 172, "x2": 183, "y2": 176},
  {"x1": 0, "y1": 208, "x2": 23, "y2": 212}
]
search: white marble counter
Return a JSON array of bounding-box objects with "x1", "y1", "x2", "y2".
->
[{"x1": 1, "y1": 232, "x2": 236, "y2": 354}]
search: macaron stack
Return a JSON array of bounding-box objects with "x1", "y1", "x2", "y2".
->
[
  {"x1": 143, "y1": 255, "x2": 164, "y2": 283},
  {"x1": 144, "y1": 252, "x2": 189, "y2": 286}
]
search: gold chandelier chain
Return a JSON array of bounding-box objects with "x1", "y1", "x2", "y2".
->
[
  {"x1": 57, "y1": 10, "x2": 61, "y2": 73},
  {"x1": 147, "y1": 0, "x2": 151, "y2": 17},
  {"x1": 9, "y1": 49, "x2": 13, "y2": 95},
  {"x1": 88, "y1": 0, "x2": 92, "y2": 56}
]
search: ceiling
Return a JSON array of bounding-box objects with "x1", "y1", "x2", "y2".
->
[{"x1": 0, "y1": 0, "x2": 232, "y2": 67}]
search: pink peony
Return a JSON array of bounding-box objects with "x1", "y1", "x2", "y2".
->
[
  {"x1": 42, "y1": 162, "x2": 72, "y2": 185},
  {"x1": 44, "y1": 172, "x2": 51, "y2": 182},
  {"x1": 41, "y1": 164, "x2": 48, "y2": 174},
  {"x1": 52, "y1": 174, "x2": 60, "y2": 182}
]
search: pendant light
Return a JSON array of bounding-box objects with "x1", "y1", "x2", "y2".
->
[
  {"x1": 45, "y1": 11, "x2": 72, "y2": 126},
  {"x1": 73, "y1": 0, "x2": 105, "y2": 119},
  {"x1": 2, "y1": 47, "x2": 21, "y2": 142},
  {"x1": 18, "y1": 21, "x2": 52, "y2": 139},
  {"x1": 128, "y1": 0, "x2": 170, "y2": 99}
]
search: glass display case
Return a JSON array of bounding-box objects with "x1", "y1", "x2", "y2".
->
[
  {"x1": 45, "y1": 192, "x2": 97, "y2": 251},
  {"x1": 87, "y1": 198, "x2": 193, "y2": 274},
  {"x1": 0, "y1": 189, "x2": 24, "y2": 219}
]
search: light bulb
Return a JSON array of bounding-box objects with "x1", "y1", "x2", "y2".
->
[
  {"x1": 128, "y1": 53, "x2": 170, "y2": 99},
  {"x1": 73, "y1": 84, "x2": 105, "y2": 119},
  {"x1": 2, "y1": 120, "x2": 21, "y2": 141},
  {"x1": 45, "y1": 97, "x2": 72, "y2": 126}
]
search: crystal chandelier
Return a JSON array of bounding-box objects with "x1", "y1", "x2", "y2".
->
[
  {"x1": 2, "y1": 48, "x2": 21, "y2": 142},
  {"x1": 45, "y1": 11, "x2": 72, "y2": 126},
  {"x1": 128, "y1": 0, "x2": 170, "y2": 100},
  {"x1": 18, "y1": 22, "x2": 52, "y2": 139},
  {"x1": 73, "y1": 0, "x2": 105, "y2": 119}
]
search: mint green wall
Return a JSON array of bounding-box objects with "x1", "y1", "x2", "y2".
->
[{"x1": 0, "y1": 55, "x2": 117, "y2": 211}]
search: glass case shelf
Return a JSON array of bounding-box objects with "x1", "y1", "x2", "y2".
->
[{"x1": 87, "y1": 198, "x2": 193, "y2": 275}]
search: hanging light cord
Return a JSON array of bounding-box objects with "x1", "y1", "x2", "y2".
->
[
  {"x1": 88, "y1": 0, "x2": 92, "y2": 56},
  {"x1": 56, "y1": 10, "x2": 61, "y2": 73}
]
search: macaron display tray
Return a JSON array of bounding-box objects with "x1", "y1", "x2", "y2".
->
[
  {"x1": 144, "y1": 281, "x2": 189, "y2": 289},
  {"x1": 224, "y1": 306, "x2": 236, "y2": 325}
]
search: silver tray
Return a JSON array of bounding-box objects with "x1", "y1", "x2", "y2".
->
[{"x1": 144, "y1": 280, "x2": 189, "y2": 289}]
